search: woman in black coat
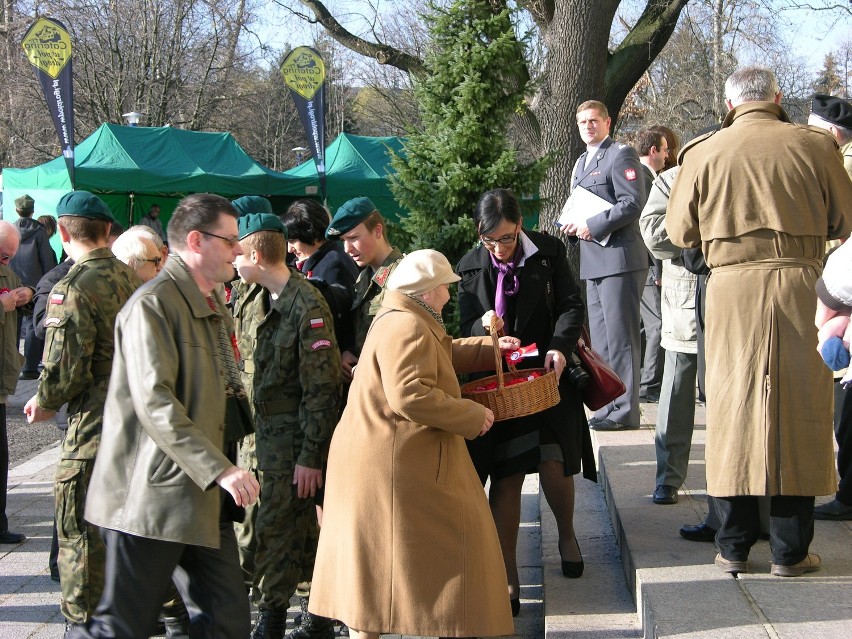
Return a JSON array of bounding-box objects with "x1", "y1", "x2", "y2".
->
[
  {"x1": 457, "y1": 189, "x2": 596, "y2": 615},
  {"x1": 282, "y1": 199, "x2": 360, "y2": 349}
]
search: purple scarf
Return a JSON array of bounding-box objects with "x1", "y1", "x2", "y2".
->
[{"x1": 490, "y1": 242, "x2": 524, "y2": 319}]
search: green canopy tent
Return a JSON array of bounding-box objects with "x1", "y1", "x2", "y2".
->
[
  {"x1": 1, "y1": 123, "x2": 317, "y2": 232},
  {"x1": 285, "y1": 133, "x2": 407, "y2": 221}
]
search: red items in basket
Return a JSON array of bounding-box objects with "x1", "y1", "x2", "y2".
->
[{"x1": 472, "y1": 370, "x2": 541, "y2": 392}]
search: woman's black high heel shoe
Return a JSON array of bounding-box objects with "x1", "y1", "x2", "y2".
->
[
  {"x1": 510, "y1": 597, "x2": 521, "y2": 617},
  {"x1": 560, "y1": 539, "x2": 584, "y2": 578}
]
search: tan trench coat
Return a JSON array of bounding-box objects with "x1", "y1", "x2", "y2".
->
[
  {"x1": 309, "y1": 291, "x2": 514, "y2": 637},
  {"x1": 667, "y1": 101, "x2": 852, "y2": 497}
]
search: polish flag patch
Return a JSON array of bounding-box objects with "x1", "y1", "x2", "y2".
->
[
  {"x1": 311, "y1": 339, "x2": 332, "y2": 350},
  {"x1": 309, "y1": 318, "x2": 324, "y2": 329},
  {"x1": 624, "y1": 168, "x2": 637, "y2": 181},
  {"x1": 50, "y1": 293, "x2": 65, "y2": 305}
]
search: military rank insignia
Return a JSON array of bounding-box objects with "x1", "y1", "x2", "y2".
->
[
  {"x1": 311, "y1": 339, "x2": 332, "y2": 351},
  {"x1": 374, "y1": 266, "x2": 390, "y2": 287}
]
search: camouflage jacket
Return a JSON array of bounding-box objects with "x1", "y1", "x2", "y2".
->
[
  {"x1": 234, "y1": 269, "x2": 341, "y2": 471},
  {"x1": 349, "y1": 247, "x2": 403, "y2": 356},
  {"x1": 37, "y1": 247, "x2": 141, "y2": 459}
]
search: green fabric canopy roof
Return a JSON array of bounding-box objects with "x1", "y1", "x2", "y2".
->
[
  {"x1": 285, "y1": 132, "x2": 406, "y2": 220},
  {"x1": 4, "y1": 122, "x2": 315, "y2": 195},
  {"x1": 1, "y1": 123, "x2": 316, "y2": 229}
]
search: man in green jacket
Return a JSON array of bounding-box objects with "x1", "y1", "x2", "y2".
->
[
  {"x1": 24, "y1": 192, "x2": 140, "y2": 633},
  {"x1": 0, "y1": 221, "x2": 34, "y2": 545},
  {"x1": 68, "y1": 193, "x2": 260, "y2": 638},
  {"x1": 233, "y1": 212, "x2": 340, "y2": 639}
]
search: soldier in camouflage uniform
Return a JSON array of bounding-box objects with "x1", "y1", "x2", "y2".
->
[
  {"x1": 24, "y1": 192, "x2": 141, "y2": 634},
  {"x1": 229, "y1": 195, "x2": 276, "y2": 590},
  {"x1": 233, "y1": 213, "x2": 341, "y2": 639},
  {"x1": 325, "y1": 197, "x2": 403, "y2": 382}
]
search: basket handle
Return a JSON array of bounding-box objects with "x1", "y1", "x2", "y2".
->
[{"x1": 487, "y1": 315, "x2": 518, "y2": 391}]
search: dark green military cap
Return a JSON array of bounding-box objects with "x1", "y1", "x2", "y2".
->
[
  {"x1": 238, "y1": 212, "x2": 287, "y2": 240},
  {"x1": 232, "y1": 195, "x2": 273, "y2": 217},
  {"x1": 326, "y1": 197, "x2": 378, "y2": 239},
  {"x1": 15, "y1": 194, "x2": 34, "y2": 213},
  {"x1": 56, "y1": 191, "x2": 116, "y2": 222}
]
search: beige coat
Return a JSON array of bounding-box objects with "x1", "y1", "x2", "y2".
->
[
  {"x1": 309, "y1": 291, "x2": 514, "y2": 637},
  {"x1": 667, "y1": 102, "x2": 852, "y2": 497}
]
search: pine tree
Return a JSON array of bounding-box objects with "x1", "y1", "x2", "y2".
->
[
  {"x1": 389, "y1": 0, "x2": 550, "y2": 281},
  {"x1": 813, "y1": 53, "x2": 843, "y2": 96}
]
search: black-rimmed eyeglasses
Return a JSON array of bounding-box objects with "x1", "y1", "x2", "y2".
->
[
  {"x1": 480, "y1": 234, "x2": 518, "y2": 247},
  {"x1": 199, "y1": 230, "x2": 240, "y2": 248},
  {"x1": 143, "y1": 256, "x2": 162, "y2": 266}
]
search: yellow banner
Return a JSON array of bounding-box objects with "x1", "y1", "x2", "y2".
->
[
  {"x1": 22, "y1": 17, "x2": 73, "y2": 79},
  {"x1": 280, "y1": 47, "x2": 326, "y2": 100}
]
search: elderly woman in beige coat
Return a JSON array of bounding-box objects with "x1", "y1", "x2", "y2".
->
[{"x1": 309, "y1": 249, "x2": 516, "y2": 639}]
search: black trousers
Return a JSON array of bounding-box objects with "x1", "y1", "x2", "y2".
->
[
  {"x1": 69, "y1": 524, "x2": 250, "y2": 638},
  {"x1": 833, "y1": 383, "x2": 852, "y2": 505},
  {"x1": 714, "y1": 495, "x2": 814, "y2": 565},
  {"x1": 1, "y1": 404, "x2": 7, "y2": 532}
]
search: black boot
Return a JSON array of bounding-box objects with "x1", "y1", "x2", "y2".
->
[
  {"x1": 251, "y1": 608, "x2": 287, "y2": 639},
  {"x1": 285, "y1": 597, "x2": 334, "y2": 639}
]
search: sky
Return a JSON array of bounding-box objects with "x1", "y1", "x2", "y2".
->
[{"x1": 259, "y1": 1, "x2": 850, "y2": 75}]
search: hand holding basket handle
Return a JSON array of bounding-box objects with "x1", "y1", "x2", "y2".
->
[{"x1": 461, "y1": 313, "x2": 561, "y2": 421}]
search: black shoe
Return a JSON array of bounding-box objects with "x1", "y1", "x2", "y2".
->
[
  {"x1": 286, "y1": 596, "x2": 334, "y2": 639},
  {"x1": 652, "y1": 485, "x2": 679, "y2": 505},
  {"x1": 18, "y1": 370, "x2": 39, "y2": 380},
  {"x1": 510, "y1": 597, "x2": 520, "y2": 617},
  {"x1": 639, "y1": 391, "x2": 660, "y2": 403},
  {"x1": 0, "y1": 530, "x2": 26, "y2": 543},
  {"x1": 814, "y1": 499, "x2": 852, "y2": 521},
  {"x1": 590, "y1": 419, "x2": 637, "y2": 431},
  {"x1": 679, "y1": 521, "x2": 716, "y2": 542},
  {"x1": 560, "y1": 538, "x2": 584, "y2": 578},
  {"x1": 251, "y1": 608, "x2": 287, "y2": 639}
]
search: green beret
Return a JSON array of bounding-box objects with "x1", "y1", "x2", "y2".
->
[
  {"x1": 14, "y1": 194, "x2": 34, "y2": 213},
  {"x1": 238, "y1": 213, "x2": 287, "y2": 240},
  {"x1": 56, "y1": 191, "x2": 115, "y2": 222},
  {"x1": 232, "y1": 196, "x2": 273, "y2": 217},
  {"x1": 326, "y1": 197, "x2": 378, "y2": 239}
]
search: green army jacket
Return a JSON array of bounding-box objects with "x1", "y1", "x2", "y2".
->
[
  {"x1": 234, "y1": 270, "x2": 341, "y2": 471},
  {"x1": 37, "y1": 247, "x2": 140, "y2": 460},
  {"x1": 349, "y1": 247, "x2": 403, "y2": 355},
  {"x1": 0, "y1": 265, "x2": 25, "y2": 397}
]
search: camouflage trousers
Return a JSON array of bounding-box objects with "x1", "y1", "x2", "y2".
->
[
  {"x1": 55, "y1": 458, "x2": 104, "y2": 623},
  {"x1": 253, "y1": 469, "x2": 319, "y2": 610},
  {"x1": 234, "y1": 469, "x2": 258, "y2": 591}
]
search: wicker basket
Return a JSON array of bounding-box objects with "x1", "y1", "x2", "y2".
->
[{"x1": 461, "y1": 321, "x2": 560, "y2": 422}]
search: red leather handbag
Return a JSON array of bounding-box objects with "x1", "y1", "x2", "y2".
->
[{"x1": 576, "y1": 327, "x2": 626, "y2": 411}]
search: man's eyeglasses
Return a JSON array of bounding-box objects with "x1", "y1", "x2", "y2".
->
[
  {"x1": 143, "y1": 256, "x2": 162, "y2": 266},
  {"x1": 480, "y1": 234, "x2": 518, "y2": 247},
  {"x1": 199, "y1": 230, "x2": 240, "y2": 248}
]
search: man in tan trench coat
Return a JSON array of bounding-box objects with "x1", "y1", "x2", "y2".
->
[{"x1": 667, "y1": 66, "x2": 852, "y2": 577}]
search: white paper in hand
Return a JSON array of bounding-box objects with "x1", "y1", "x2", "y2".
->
[{"x1": 558, "y1": 186, "x2": 612, "y2": 246}]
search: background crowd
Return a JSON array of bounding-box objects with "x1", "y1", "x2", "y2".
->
[{"x1": 0, "y1": 63, "x2": 850, "y2": 639}]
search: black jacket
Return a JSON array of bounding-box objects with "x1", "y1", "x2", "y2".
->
[
  {"x1": 10, "y1": 217, "x2": 57, "y2": 287},
  {"x1": 456, "y1": 230, "x2": 596, "y2": 481}
]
